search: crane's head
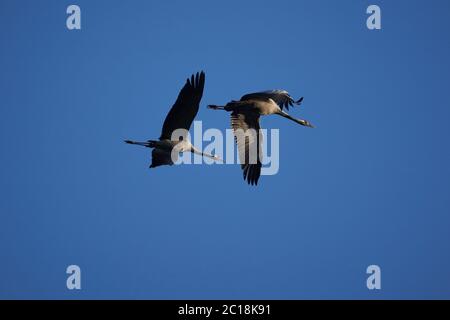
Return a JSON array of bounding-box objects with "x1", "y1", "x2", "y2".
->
[{"x1": 190, "y1": 146, "x2": 222, "y2": 162}]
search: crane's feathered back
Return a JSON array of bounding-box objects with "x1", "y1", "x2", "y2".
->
[
  {"x1": 160, "y1": 71, "x2": 205, "y2": 140},
  {"x1": 240, "y1": 90, "x2": 303, "y2": 111}
]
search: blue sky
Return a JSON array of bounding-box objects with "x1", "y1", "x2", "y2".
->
[{"x1": 1, "y1": 0, "x2": 450, "y2": 299}]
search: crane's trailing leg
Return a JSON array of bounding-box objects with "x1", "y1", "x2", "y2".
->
[
  {"x1": 124, "y1": 140, "x2": 157, "y2": 148},
  {"x1": 207, "y1": 105, "x2": 225, "y2": 110}
]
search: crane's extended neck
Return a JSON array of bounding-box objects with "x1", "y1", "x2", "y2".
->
[{"x1": 277, "y1": 111, "x2": 314, "y2": 128}]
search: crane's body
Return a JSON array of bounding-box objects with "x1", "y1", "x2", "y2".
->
[
  {"x1": 208, "y1": 90, "x2": 314, "y2": 185},
  {"x1": 219, "y1": 98, "x2": 279, "y2": 115},
  {"x1": 125, "y1": 71, "x2": 218, "y2": 168}
]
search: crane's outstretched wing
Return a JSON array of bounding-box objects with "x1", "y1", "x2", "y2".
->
[
  {"x1": 160, "y1": 71, "x2": 205, "y2": 140},
  {"x1": 230, "y1": 110, "x2": 263, "y2": 186},
  {"x1": 240, "y1": 90, "x2": 303, "y2": 111}
]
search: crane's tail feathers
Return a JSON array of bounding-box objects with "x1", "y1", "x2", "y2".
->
[{"x1": 207, "y1": 105, "x2": 225, "y2": 110}]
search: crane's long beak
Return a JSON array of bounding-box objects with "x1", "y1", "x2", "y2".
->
[
  {"x1": 191, "y1": 147, "x2": 223, "y2": 162},
  {"x1": 278, "y1": 111, "x2": 314, "y2": 128}
]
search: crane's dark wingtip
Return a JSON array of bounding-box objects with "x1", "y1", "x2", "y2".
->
[
  {"x1": 295, "y1": 97, "x2": 304, "y2": 105},
  {"x1": 124, "y1": 140, "x2": 134, "y2": 144},
  {"x1": 187, "y1": 71, "x2": 206, "y2": 89},
  {"x1": 242, "y1": 164, "x2": 260, "y2": 186}
]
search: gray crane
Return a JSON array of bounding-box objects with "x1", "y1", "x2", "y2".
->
[
  {"x1": 208, "y1": 90, "x2": 314, "y2": 185},
  {"x1": 125, "y1": 71, "x2": 218, "y2": 168}
]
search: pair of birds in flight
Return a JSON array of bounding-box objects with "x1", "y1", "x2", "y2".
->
[{"x1": 125, "y1": 71, "x2": 314, "y2": 186}]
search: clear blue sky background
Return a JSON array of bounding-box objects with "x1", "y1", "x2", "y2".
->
[{"x1": 1, "y1": 0, "x2": 450, "y2": 299}]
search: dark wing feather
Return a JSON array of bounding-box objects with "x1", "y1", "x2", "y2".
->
[
  {"x1": 240, "y1": 90, "x2": 303, "y2": 111},
  {"x1": 230, "y1": 111, "x2": 263, "y2": 186},
  {"x1": 160, "y1": 71, "x2": 205, "y2": 140}
]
